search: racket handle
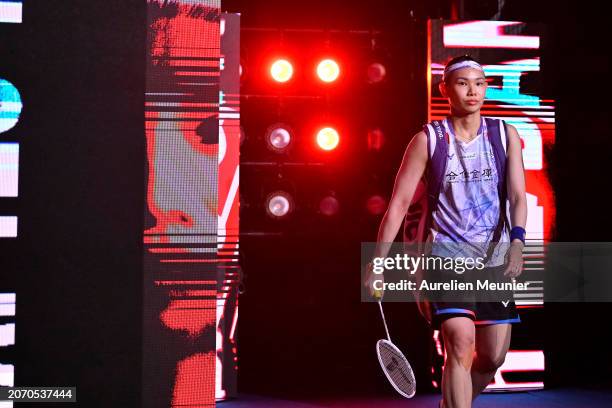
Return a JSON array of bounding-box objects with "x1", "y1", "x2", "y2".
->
[{"x1": 378, "y1": 300, "x2": 391, "y2": 342}]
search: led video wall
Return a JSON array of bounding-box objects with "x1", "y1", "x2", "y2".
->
[
  {"x1": 0, "y1": 3, "x2": 23, "y2": 404},
  {"x1": 428, "y1": 19, "x2": 555, "y2": 391},
  {"x1": 1, "y1": 2, "x2": 238, "y2": 405},
  {"x1": 143, "y1": 1, "x2": 239, "y2": 406},
  {"x1": 0, "y1": 1, "x2": 21, "y2": 24},
  {"x1": 217, "y1": 11, "x2": 240, "y2": 401}
]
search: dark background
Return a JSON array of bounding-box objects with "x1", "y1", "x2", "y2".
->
[{"x1": 0, "y1": 0, "x2": 610, "y2": 406}]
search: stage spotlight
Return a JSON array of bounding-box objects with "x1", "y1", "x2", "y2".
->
[
  {"x1": 265, "y1": 124, "x2": 292, "y2": 153},
  {"x1": 316, "y1": 59, "x2": 340, "y2": 83},
  {"x1": 367, "y1": 128, "x2": 385, "y2": 151},
  {"x1": 319, "y1": 194, "x2": 340, "y2": 216},
  {"x1": 270, "y1": 59, "x2": 293, "y2": 83},
  {"x1": 367, "y1": 62, "x2": 386, "y2": 84},
  {"x1": 366, "y1": 194, "x2": 387, "y2": 215},
  {"x1": 316, "y1": 127, "x2": 339, "y2": 151},
  {"x1": 265, "y1": 191, "x2": 293, "y2": 219}
]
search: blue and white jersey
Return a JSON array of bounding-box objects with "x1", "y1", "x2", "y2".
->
[{"x1": 429, "y1": 117, "x2": 509, "y2": 267}]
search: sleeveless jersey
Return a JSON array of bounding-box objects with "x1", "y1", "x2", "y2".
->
[{"x1": 429, "y1": 117, "x2": 509, "y2": 267}]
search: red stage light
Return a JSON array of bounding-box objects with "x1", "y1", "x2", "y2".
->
[
  {"x1": 316, "y1": 127, "x2": 339, "y2": 151},
  {"x1": 367, "y1": 62, "x2": 386, "y2": 84},
  {"x1": 316, "y1": 59, "x2": 340, "y2": 83},
  {"x1": 270, "y1": 59, "x2": 293, "y2": 83},
  {"x1": 319, "y1": 195, "x2": 340, "y2": 216},
  {"x1": 366, "y1": 195, "x2": 387, "y2": 215}
]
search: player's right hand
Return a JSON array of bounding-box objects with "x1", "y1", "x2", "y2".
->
[{"x1": 364, "y1": 261, "x2": 384, "y2": 299}]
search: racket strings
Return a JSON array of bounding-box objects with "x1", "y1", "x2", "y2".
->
[{"x1": 377, "y1": 340, "x2": 416, "y2": 397}]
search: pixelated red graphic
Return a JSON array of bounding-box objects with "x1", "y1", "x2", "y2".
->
[
  {"x1": 172, "y1": 352, "x2": 217, "y2": 406},
  {"x1": 145, "y1": 1, "x2": 221, "y2": 406},
  {"x1": 161, "y1": 298, "x2": 216, "y2": 337}
]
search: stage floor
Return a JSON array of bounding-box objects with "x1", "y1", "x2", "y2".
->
[{"x1": 219, "y1": 387, "x2": 612, "y2": 407}]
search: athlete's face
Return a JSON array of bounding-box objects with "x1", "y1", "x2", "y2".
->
[{"x1": 439, "y1": 67, "x2": 487, "y2": 114}]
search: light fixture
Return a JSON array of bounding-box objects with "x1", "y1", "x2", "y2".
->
[
  {"x1": 316, "y1": 59, "x2": 340, "y2": 83},
  {"x1": 367, "y1": 62, "x2": 386, "y2": 84},
  {"x1": 265, "y1": 191, "x2": 293, "y2": 219},
  {"x1": 319, "y1": 194, "x2": 340, "y2": 216},
  {"x1": 366, "y1": 194, "x2": 387, "y2": 215},
  {"x1": 270, "y1": 59, "x2": 293, "y2": 83},
  {"x1": 265, "y1": 124, "x2": 293, "y2": 153},
  {"x1": 316, "y1": 127, "x2": 339, "y2": 151}
]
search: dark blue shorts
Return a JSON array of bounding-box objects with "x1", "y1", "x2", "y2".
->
[{"x1": 424, "y1": 260, "x2": 521, "y2": 330}]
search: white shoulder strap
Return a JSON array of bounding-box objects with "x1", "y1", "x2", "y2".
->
[
  {"x1": 425, "y1": 123, "x2": 436, "y2": 160},
  {"x1": 499, "y1": 119, "x2": 508, "y2": 155}
]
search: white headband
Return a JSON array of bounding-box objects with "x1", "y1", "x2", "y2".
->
[{"x1": 443, "y1": 60, "x2": 484, "y2": 81}]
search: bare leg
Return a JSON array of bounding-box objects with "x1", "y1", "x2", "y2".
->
[
  {"x1": 471, "y1": 323, "x2": 511, "y2": 400},
  {"x1": 440, "y1": 317, "x2": 475, "y2": 408}
]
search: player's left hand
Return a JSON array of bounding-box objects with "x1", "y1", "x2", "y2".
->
[{"x1": 504, "y1": 241, "x2": 524, "y2": 278}]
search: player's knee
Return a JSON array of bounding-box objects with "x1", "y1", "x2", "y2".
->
[{"x1": 446, "y1": 334, "x2": 475, "y2": 368}]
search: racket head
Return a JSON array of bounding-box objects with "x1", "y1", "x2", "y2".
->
[{"x1": 376, "y1": 339, "x2": 416, "y2": 398}]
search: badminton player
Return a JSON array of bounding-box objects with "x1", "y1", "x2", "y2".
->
[{"x1": 365, "y1": 55, "x2": 527, "y2": 407}]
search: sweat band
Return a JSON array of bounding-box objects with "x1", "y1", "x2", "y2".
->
[
  {"x1": 443, "y1": 60, "x2": 484, "y2": 81},
  {"x1": 510, "y1": 226, "x2": 526, "y2": 244}
]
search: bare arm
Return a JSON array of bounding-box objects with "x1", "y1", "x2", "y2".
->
[
  {"x1": 506, "y1": 124, "x2": 528, "y2": 243},
  {"x1": 373, "y1": 130, "x2": 428, "y2": 259}
]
